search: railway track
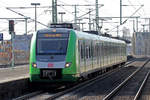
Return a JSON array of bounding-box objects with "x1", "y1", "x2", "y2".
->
[
  {"x1": 134, "y1": 70, "x2": 150, "y2": 100},
  {"x1": 12, "y1": 58, "x2": 137, "y2": 100},
  {"x1": 103, "y1": 59, "x2": 150, "y2": 100},
  {"x1": 138, "y1": 67, "x2": 150, "y2": 100}
]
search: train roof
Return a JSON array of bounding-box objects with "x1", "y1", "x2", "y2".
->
[
  {"x1": 37, "y1": 28, "x2": 71, "y2": 33},
  {"x1": 37, "y1": 28, "x2": 125, "y2": 44},
  {"x1": 74, "y1": 30, "x2": 125, "y2": 44}
]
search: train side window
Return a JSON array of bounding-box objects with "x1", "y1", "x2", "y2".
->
[
  {"x1": 80, "y1": 40, "x2": 85, "y2": 60},
  {"x1": 91, "y1": 42, "x2": 94, "y2": 58},
  {"x1": 81, "y1": 44, "x2": 83, "y2": 59},
  {"x1": 101, "y1": 42, "x2": 103, "y2": 57},
  {"x1": 94, "y1": 44, "x2": 96, "y2": 58},
  {"x1": 78, "y1": 40, "x2": 80, "y2": 59},
  {"x1": 86, "y1": 45, "x2": 89, "y2": 59},
  {"x1": 78, "y1": 40, "x2": 80, "y2": 54},
  {"x1": 89, "y1": 45, "x2": 91, "y2": 58},
  {"x1": 98, "y1": 43, "x2": 100, "y2": 57},
  {"x1": 96, "y1": 43, "x2": 99, "y2": 58},
  {"x1": 83, "y1": 41, "x2": 86, "y2": 59}
]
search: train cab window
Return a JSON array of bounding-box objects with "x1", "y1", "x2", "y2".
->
[{"x1": 37, "y1": 38, "x2": 68, "y2": 55}]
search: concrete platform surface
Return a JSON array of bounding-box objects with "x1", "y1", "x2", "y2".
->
[{"x1": 0, "y1": 65, "x2": 29, "y2": 83}]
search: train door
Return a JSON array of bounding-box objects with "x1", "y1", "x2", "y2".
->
[
  {"x1": 110, "y1": 42, "x2": 113, "y2": 65},
  {"x1": 89, "y1": 40, "x2": 92, "y2": 71},
  {"x1": 108, "y1": 42, "x2": 111, "y2": 65},
  {"x1": 93, "y1": 41, "x2": 97, "y2": 69},
  {"x1": 78, "y1": 40, "x2": 80, "y2": 74},
  {"x1": 112, "y1": 43, "x2": 114, "y2": 64},
  {"x1": 99, "y1": 41, "x2": 102, "y2": 68},
  {"x1": 106, "y1": 42, "x2": 108, "y2": 66},
  {"x1": 115, "y1": 43, "x2": 117, "y2": 63},
  {"x1": 119, "y1": 44, "x2": 122, "y2": 61},
  {"x1": 101, "y1": 41, "x2": 104, "y2": 67},
  {"x1": 117, "y1": 43, "x2": 119, "y2": 62},
  {"x1": 112, "y1": 43, "x2": 115, "y2": 64},
  {"x1": 103, "y1": 42, "x2": 106, "y2": 66},
  {"x1": 85, "y1": 40, "x2": 91, "y2": 72},
  {"x1": 110, "y1": 42, "x2": 112, "y2": 65},
  {"x1": 96, "y1": 42, "x2": 99, "y2": 68},
  {"x1": 83, "y1": 40, "x2": 86, "y2": 72},
  {"x1": 79, "y1": 40, "x2": 84, "y2": 73},
  {"x1": 98, "y1": 42, "x2": 101, "y2": 68},
  {"x1": 107, "y1": 42, "x2": 110, "y2": 65},
  {"x1": 91, "y1": 41, "x2": 94, "y2": 70}
]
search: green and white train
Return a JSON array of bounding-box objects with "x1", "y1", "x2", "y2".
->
[{"x1": 29, "y1": 28, "x2": 127, "y2": 82}]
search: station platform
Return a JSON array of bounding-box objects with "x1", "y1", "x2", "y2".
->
[
  {"x1": 0, "y1": 64, "x2": 29, "y2": 83},
  {"x1": 0, "y1": 64, "x2": 30, "y2": 100}
]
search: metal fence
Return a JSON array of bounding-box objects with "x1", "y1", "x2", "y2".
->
[{"x1": 0, "y1": 34, "x2": 32, "y2": 66}]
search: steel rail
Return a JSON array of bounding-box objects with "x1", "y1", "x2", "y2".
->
[
  {"x1": 13, "y1": 59, "x2": 135, "y2": 100},
  {"x1": 45, "y1": 69, "x2": 122, "y2": 100},
  {"x1": 125, "y1": 59, "x2": 136, "y2": 65},
  {"x1": 133, "y1": 70, "x2": 150, "y2": 100},
  {"x1": 12, "y1": 91, "x2": 43, "y2": 100},
  {"x1": 45, "y1": 60, "x2": 136, "y2": 100},
  {"x1": 12, "y1": 67, "x2": 122, "y2": 100},
  {"x1": 103, "y1": 59, "x2": 149, "y2": 100}
]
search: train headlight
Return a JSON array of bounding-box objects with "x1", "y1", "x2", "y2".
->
[
  {"x1": 32, "y1": 63, "x2": 37, "y2": 68},
  {"x1": 65, "y1": 62, "x2": 72, "y2": 68}
]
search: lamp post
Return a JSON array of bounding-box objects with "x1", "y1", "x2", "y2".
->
[{"x1": 31, "y1": 3, "x2": 40, "y2": 32}]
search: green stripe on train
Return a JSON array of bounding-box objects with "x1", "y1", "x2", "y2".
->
[
  {"x1": 29, "y1": 32, "x2": 40, "y2": 81},
  {"x1": 62, "y1": 30, "x2": 77, "y2": 75}
]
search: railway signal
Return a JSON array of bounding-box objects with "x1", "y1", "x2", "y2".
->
[
  {"x1": 0, "y1": 33, "x2": 3, "y2": 41},
  {"x1": 9, "y1": 20, "x2": 14, "y2": 34}
]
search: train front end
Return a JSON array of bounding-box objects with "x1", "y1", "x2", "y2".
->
[{"x1": 29, "y1": 28, "x2": 78, "y2": 82}]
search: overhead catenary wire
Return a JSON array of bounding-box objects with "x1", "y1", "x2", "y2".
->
[
  {"x1": 0, "y1": 18, "x2": 23, "y2": 32},
  {"x1": 132, "y1": 0, "x2": 146, "y2": 16},
  {"x1": 0, "y1": 0, "x2": 146, "y2": 36},
  {"x1": 57, "y1": 0, "x2": 97, "y2": 21},
  {"x1": 57, "y1": 1, "x2": 116, "y2": 32},
  {"x1": 0, "y1": 7, "x2": 50, "y2": 33},
  {"x1": 107, "y1": 5, "x2": 143, "y2": 34},
  {"x1": 59, "y1": 5, "x2": 74, "y2": 15},
  {"x1": 6, "y1": 6, "x2": 52, "y2": 9},
  {"x1": 6, "y1": 7, "x2": 49, "y2": 28},
  {"x1": 127, "y1": 0, "x2": 142, "y2": 16},
  {"x1": 69, "y1": 5, "x2": 103, "y2": 23}
]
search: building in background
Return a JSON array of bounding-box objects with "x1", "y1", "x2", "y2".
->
[{"x1": 132, "y1": 32, "x2": 150, "y2": 57}]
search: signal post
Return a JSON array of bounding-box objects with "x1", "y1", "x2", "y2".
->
[{"x1": 9, "y1": 20, "x2": 15, "y2": 67}]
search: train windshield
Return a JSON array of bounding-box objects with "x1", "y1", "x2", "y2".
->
[{"x1": 37, "y1": 38, "x2": 68, "y2": 55}]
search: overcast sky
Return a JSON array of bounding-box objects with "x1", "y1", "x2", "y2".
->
[{"x1": 0, "y1": 0, "x2": 149, "y2": 39}]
